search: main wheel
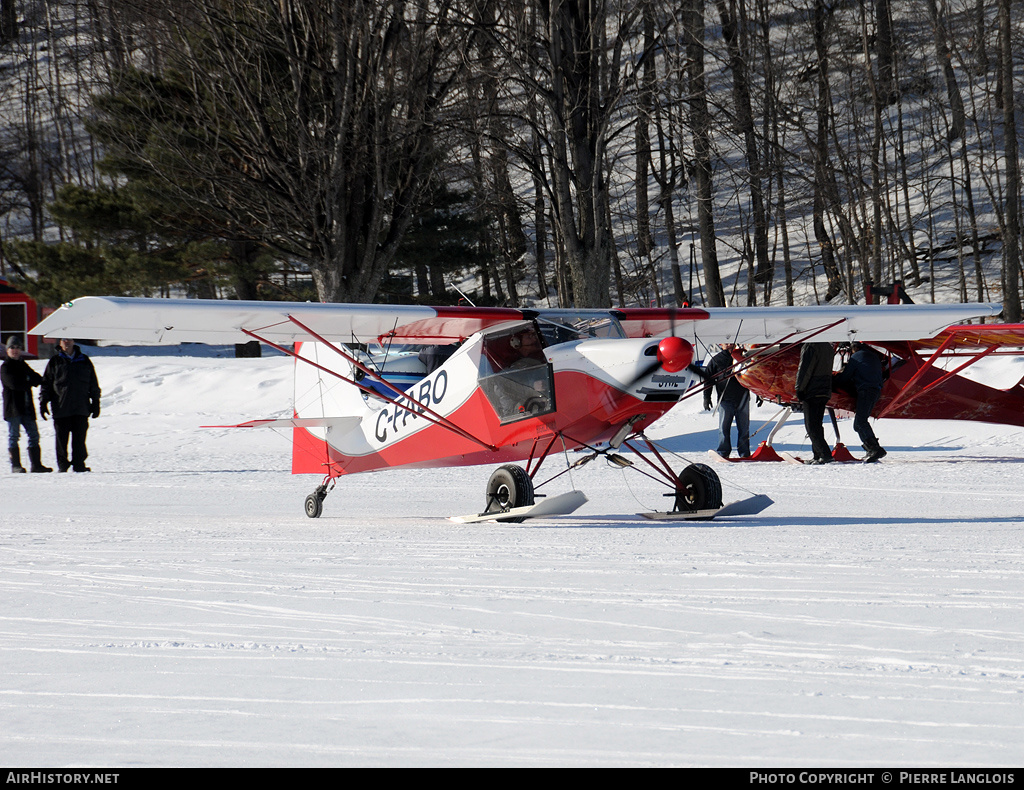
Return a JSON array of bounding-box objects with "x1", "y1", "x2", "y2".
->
[
  {"x1": 673, "y1": 463, "x2": 723, "y2": 512},
  {"x1": 484, "y1": 465, "x2": 535, "y2": 523}
]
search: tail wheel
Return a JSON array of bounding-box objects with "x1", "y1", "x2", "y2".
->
[
  {"x1": 484, "y1": 465, "x2": 535, "y2": 523},
  {"x1": 304, "y1": 484, "x2": 328, "y2": 519},
  {"x1": 674, "y1": 463, "x2": 723, "y2": 512}
]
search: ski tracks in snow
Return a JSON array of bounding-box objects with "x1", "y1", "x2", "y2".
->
[{"x1": 1, "y1": 356, "x2": 1023, "y2": 765}]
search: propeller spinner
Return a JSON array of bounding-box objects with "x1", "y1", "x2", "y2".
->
[
  {"x1": 624, "y1": 335, "x2": 695, "y2": 390},
  {"x1": 655, "y1": 336, "x2": 694, "y2": 372}
]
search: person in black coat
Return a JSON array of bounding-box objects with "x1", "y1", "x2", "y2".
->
[
  {"x1": 2, "y1": 336, "x2": 51, "y2": 473},
  {"x1": 39, "y1": 338, "x2": 101, "y2": 473},
  {"x1": 703, "y1": 344, "x2": 750, "y2": 458},
  {"x1": 835, "y1": 342, "x2": 887, "y2": 463},
  {"x1": 795, "y1": 342, "x2": 836, "y2": 464}
]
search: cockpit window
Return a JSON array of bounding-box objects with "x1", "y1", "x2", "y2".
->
[{"x1": 478, "y1": 323, "x2": 556, "y2": 424}]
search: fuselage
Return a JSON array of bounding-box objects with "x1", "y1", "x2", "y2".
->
[{"x1": 289, "y1": 320, "x2": 700, "y2": 476}]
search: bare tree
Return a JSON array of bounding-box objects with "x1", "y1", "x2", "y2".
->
[
  {"x1": 473, "y1": 0, "x2": 658, "y2": 307},
  {"x1": 634, "y1": 0, "x2": 656, "y2": 262},
  {"x1": 1, "y1": 0, "x2": 16, "y2": 43},
  {"x1": 998, "y1": 0, "x2": 1021, "y2": 321},
  {"x1": 682, "y1": 0, "x2": 725, "y2": 306},
  {"x1": 809, "y1": 0, "x2": 845, "y2": 302},
  {"x1": 89, "y1": 0, "x2": 465, "y2": 304},
  {"x1": 715, "y1": 0, "x2": 770, "y2": 293}
]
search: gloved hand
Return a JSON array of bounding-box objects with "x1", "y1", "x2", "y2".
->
[
  {"x1": 39, "y1": 401, "x2": 49, "y2": 421},
  {"x1": 90, "y1": 401, "x2": 100, "y2": 419}
]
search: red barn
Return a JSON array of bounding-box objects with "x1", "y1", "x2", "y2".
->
[{"x1": 0, "y1": 278, "x2": 41, "y2": 356}]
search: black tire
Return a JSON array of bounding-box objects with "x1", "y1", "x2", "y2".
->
[
  {"x1": 484, "y1": 464, "x2": 535, "y2": 522},
  {"x1": 674, "y1": 463, "x2": 723, "y2": 512},
  {"x1": 304, "y1": 491, "x2": 324, "y2": 519}
]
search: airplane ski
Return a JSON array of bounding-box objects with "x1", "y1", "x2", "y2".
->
[
  {"x1": 777, "y1": 450, "x2": 862, "y2": 465},
  {"x1": 639, "y1": 493, "x2": 774, "y2": 520},
  {"x1": 450, "y1": 490, "x2": 589, "y2": 523},
  {"x1": 706, "y1": 450, "x2": 758, "y2": 463}
]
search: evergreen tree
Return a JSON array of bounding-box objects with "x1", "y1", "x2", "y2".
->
[{"x1": 394, "y1": 186, "x2": 492, "y2": 304}]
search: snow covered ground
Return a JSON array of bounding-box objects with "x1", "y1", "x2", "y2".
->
[{"x1": 2, "y1": 352, "x2": 1023, "y2": 767}]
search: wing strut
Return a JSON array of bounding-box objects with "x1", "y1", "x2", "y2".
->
[
  {"x1": 684, "y1": 318, "x2": 848, "y2": 405},
  {"x1": 877, "y1": 338, "x2": 1000, "y2": 418},
  {"x1": 241, "y1": 326, "x2": 498, "y2": 453}
]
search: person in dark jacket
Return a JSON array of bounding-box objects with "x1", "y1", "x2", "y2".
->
[
  {"x1": 835, "y1": 342, "x2": 887, "y2": 463},
  {"x1": 39, "y1": 338, "x2": 101, "y2": 473},
  {"x1": 703, "y1": 344, "x2": 750, "y2": 458},
  {"x1": 795, "y1": 342, "x2": 835, "y2": 464},
  {"x1": 2, "y1": 336, "x2": 51, "y2": 473}
]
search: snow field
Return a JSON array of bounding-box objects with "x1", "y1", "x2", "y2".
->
[{"x1": 1, "y1": 354, "x2": 1022, "y2": 766}]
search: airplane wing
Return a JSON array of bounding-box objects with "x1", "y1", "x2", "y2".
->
[
  {"x1": 613, "y1": 303, "x2": 1005, "y2": 344},
  {"x1": 30, "y1": 296, "x2": 525, "y2": 345},
  {"x1": 30, "y1": 295, "x2": 1003, "y2": 347},
  {"x1": 906, "y1": 322, "x2": 1024, "y2": 352}
]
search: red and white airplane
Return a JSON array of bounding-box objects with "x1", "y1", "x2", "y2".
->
[
  {"x1": 30, "y1": 297, "x2": 1004, "y2": 520},
  {"x1": 707, "y1": 321, "x2": 1024, "y2": 463}
]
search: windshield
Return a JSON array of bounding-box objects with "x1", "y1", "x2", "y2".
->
[{"x1": 535, "y1": 311, "x2": 624, "y2": 346}]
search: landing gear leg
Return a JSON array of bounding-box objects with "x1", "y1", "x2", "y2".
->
[{"x1": 622, "y1": 435, "x2": 724, "y2": 514}]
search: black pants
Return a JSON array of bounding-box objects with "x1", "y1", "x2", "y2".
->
[
  {"x1": 801, "y1": 396, "x2": 831, "y2": 461},
  {"x1": 53, "y1": 414, "x2": 89, "y2": 471},
  {"x1": 852, "y1": 388, "x2": 882, "y2": 450}
]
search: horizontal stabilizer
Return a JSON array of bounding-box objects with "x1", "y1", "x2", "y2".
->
[{"x1": 202, "y1": 416, "x2": 362, "y2": 432}]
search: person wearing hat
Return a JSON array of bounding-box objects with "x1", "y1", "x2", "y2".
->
[
  {"x1": 2, "y1": 336, "x2": 51, "y2": 473},
  {"x1": 39, "y1": 338, "x2": 101, "y2": 473}
]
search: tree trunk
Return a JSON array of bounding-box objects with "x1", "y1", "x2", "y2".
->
[
  {"x1": 634, "y1": 1, "x2": 656, "y2": 260},
  {"x1": 535, "y1": 0, "x2": 617, "y2": 307},
  {"x1": 999, "y1": 0, "x2": 1021, "y2": 321},
  {"x1": 1, "y1": 0, "x2": 16, "y2": 43},
  {"x1": 811, "y1": 0, "x2": 844, "y2": 302},
  {"x1": 716, "y1": 0, "x2": 770, "y2": 287},
  {"x1": 684, "y1": 0, "x2": 724, "y2": 306}
]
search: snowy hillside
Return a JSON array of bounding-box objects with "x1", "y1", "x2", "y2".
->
[{"x1": 2, "y1": 353, "x2": 1023, "y2": 766}]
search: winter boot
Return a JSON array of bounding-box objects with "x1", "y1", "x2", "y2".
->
[
  {"x1": 9, "y1": 448, "x2": 26, "y2": 473},
  {"x1": 863, "y1": 444, "x2": 887, "y2": 464},
  {"x1": 28, "y1": 446, "x2": 52, "y2": 473}
]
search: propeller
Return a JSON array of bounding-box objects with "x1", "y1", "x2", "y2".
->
[{"x1": 624, "y1": 308, "x2": 695, "y2": 389}]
